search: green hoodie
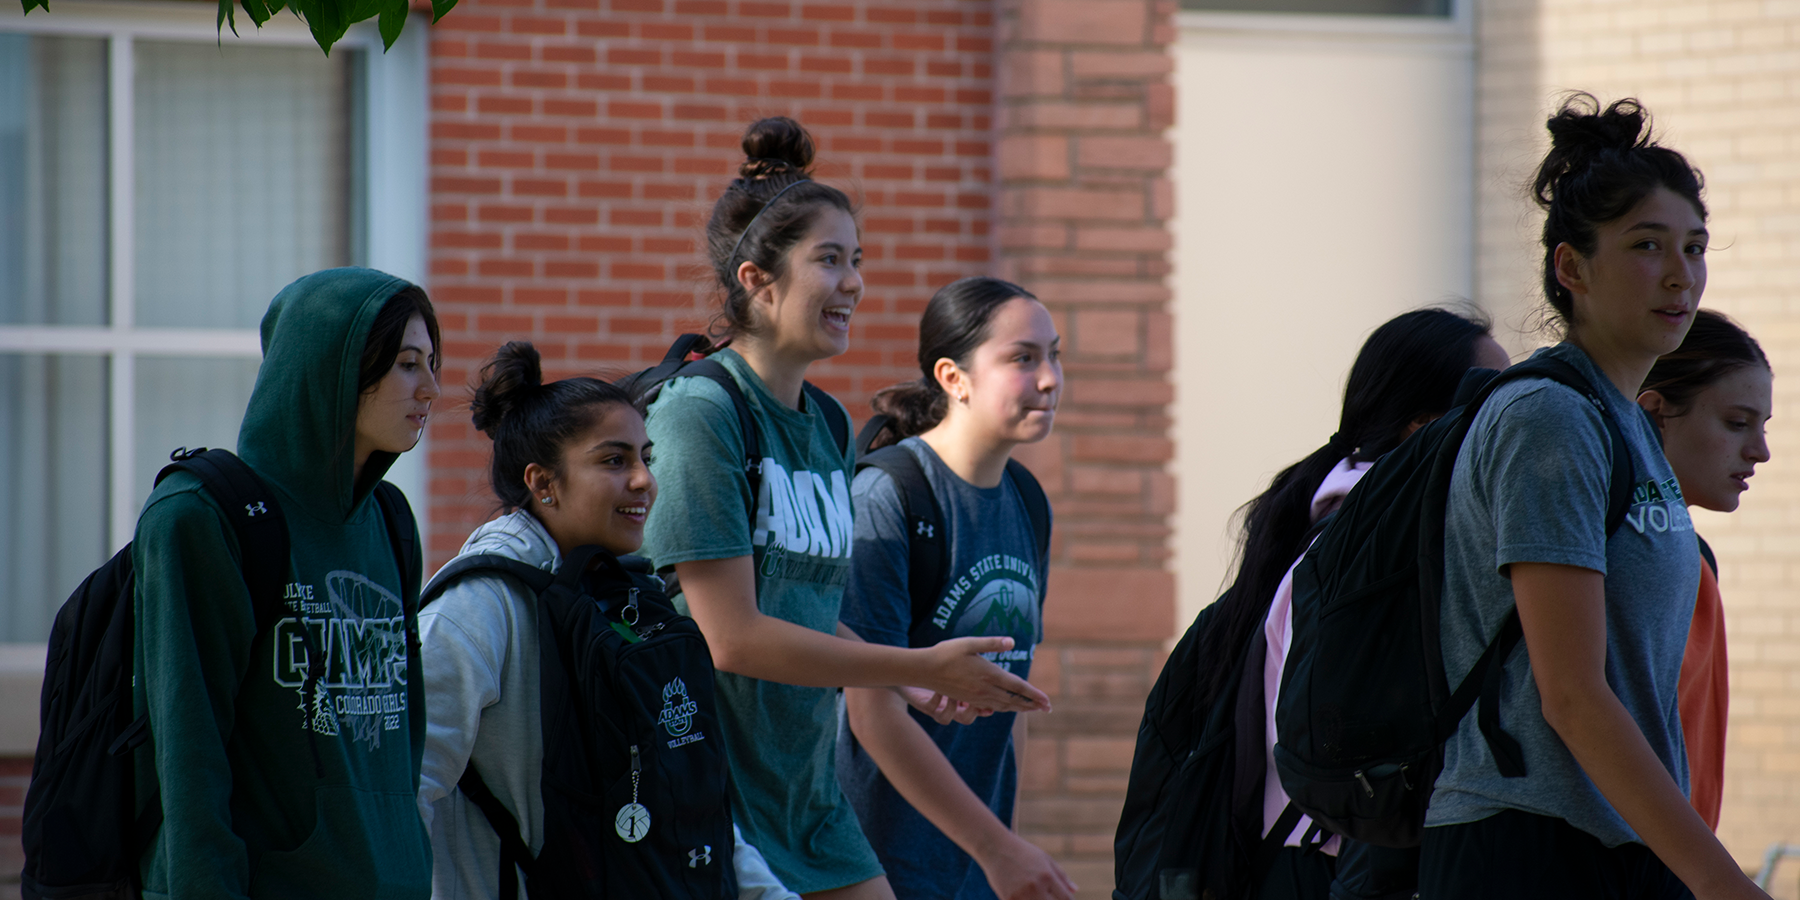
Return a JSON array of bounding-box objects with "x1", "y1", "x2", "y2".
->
[{"x1": 131, "y1": 268, "x2": 431, "y2": 900}]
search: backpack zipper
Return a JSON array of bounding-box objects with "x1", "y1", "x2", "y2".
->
[{"x1": 1354, "y1": 769, "x2": 1375, "y2": 798}]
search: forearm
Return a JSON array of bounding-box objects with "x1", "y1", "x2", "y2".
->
[
  {"x1": 844, "y1": 687, "x2": 1016, "y2": 862},
  {"x1": 1545, "y1": 683, "x2": 1748, "y2": 896},
  {"x1": 708, "y1": 607, "x2": 923, "y2": 688}
]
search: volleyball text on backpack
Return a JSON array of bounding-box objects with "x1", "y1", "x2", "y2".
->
[
  {"x1": 1273, "y1": 357, "x2": 1633, "y2": 848},
  {"x1": 421, "y1": 545, "x2": 737, "y2": 900}
]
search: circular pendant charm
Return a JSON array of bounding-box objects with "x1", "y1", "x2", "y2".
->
[{"x1": 615, "y1": 802, "x2": 651, "y2": 842}]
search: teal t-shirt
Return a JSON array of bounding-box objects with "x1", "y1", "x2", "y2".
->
[{"x1": 640, "y1": 349, "x2": 881, "y2": 893}]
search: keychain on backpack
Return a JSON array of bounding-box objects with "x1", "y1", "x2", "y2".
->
[{"x1": 615, "y1": 744, "x2": 651, "y2": 843}]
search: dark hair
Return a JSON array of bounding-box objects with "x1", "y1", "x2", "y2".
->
[
  {"x1": 1193, "y1": 308, "x2": 1494, "y2": 707},
  {"x1": 1641, "y1": 309, "x2": 1770, "y2": 414},
  {"x1": 865, "y1": 277, "x2": 1040, "y2": 450},
  {"x1": 1533, "y1": 94, "x2": 1707, "y2": 324},
  {"x1": 357, "y1": 286, "x2": 442, "y2": 395},
  {"x1": 468, "y1": 341, "x2": 636, "y2": 512},
  {"x1": 704, "y1": 117, "x2": 857, "y2": 340}
]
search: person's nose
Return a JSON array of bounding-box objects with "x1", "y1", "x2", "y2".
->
[
  {"x1": 1748, "y1": 427, "x2": 1771, "y2": 464},
  {"x1": 419, "y1": 365, "x2": 441, "y2": 403}
]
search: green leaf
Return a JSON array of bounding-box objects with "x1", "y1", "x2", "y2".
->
[
  {"x1": 215, "y1": 0, "x2": 239, "y2": 35},
  {"x1": 376, "y1": 0, "x2": 405, "y2": 50},
  {"x1": 20, "y1": 0, "x2": 51, "y2": 13},
  {"x1": 241, "y1": 0, "x2": 273, "y2": 28},
  {"x1": 430, "y1": 0, "x2": 456, "y2": 25}
]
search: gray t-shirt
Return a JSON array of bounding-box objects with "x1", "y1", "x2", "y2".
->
[
  {"x1": 639, "y1": 350, "x2": 882, "y2": 893},
  {"x1": 836, "y1": 437, "x2": 1048, "y2": 900},
  {"x1": 1426, "y1": 343, "x2": 1699, "y2": 847}
]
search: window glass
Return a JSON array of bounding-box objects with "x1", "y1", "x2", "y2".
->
[
  {"x1": 135, "y1": 356, "x2": 262, "y2": 521},
  {"x1": 1181, "y1": 0, "x2": 1449, "y2": 14},
  {"x1": 134, "y1": 41, "x2": 353, "y2": 329},
  {"x1": 0, "y1": 354, "x2": 108, "y2": 642},
  {"x1": 0, "y1": 35, "x2": 108, "y2": 326}
]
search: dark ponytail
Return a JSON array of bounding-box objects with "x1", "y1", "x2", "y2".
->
[
  {"x1": 1192, "y1": 308, "x2": 1494, "y2": 707},
  {"x1": 469, "y1": 341, "x2": 635, "y2": 512},
  {"x1": 865, "y1": 276, "x2": 1039, "y2": 451},
  {"x1": 1533, "y1": 94, "x2": 1707, "y2": 324},
  {"x1": 705, "y1": 117, "x2": 857, "y2": 340},
  {"x1": 1642, "y1": 309, "x2": 1769, "y2": 413}
]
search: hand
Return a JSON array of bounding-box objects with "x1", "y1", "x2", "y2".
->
[
  {"x1": 920, "y1": 637, "x2": 1051, "y2": 714},
  {"x1": 896, "y1": 686, "x2": 992, "y2": 725},
  {"x1": 977, "y1": 832, "x2": 1077, "y2": 900}
]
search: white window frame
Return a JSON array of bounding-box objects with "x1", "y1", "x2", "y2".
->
[{"x1": 0, "y1": 0, "x2": 430, "y2": 554}]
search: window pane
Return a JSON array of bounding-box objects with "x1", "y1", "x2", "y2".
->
[
  {"x1": 134, "y1": 356, "x2": 262, "y2": 523},
  {"x1": 1182, "y1": 0, "x2": 1449, "y2": 13},
  {"x1": 0, "y1": 34, "x2": 109, "y2": 326},
  {"x1": 0, "y1": 354, "x2": 108, "y2": 643},
  {"x1": 134, "y1": 41, "x2": 353, "y2": 329}
]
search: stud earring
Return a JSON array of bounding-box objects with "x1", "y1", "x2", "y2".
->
[{"x1": 540, "y1": 496, "x2": 553, "y2": 505}]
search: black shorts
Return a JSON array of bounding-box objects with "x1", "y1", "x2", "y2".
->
[{"x1": 1418, "y1": 809, "x2": 1694, "y2": 900}]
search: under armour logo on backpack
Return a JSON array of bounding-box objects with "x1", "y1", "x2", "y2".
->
[
  {"x1": 245, "y1": 502, "x2": 268, "y2": 517},
  {"x1": 915, "y1": 521, "x2": 934, "y2": 539},
  {"x1": 688, "y1": 845, "x2": 712, "y2": 868}
]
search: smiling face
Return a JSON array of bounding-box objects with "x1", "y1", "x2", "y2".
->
[
  {"x1": 740, "y1": 205, "x2": 863, "y2": 364},
  {"x1": 1556, "y1": 186, "x2": 1709, "y2": 361},
  {"x1": 353, "y1": 314, "x2": 440, "y2": 460},
  {"x1": 936, "y1": 297, "x2": 1063, "y2": 445},
  {"x1": 525, "y1": 402, "x2": 658, "y2": 557},
  {"x1": 1641, "y1": 364, "x2": 1773, "y2": 513}
]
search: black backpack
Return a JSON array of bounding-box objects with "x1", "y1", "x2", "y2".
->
[
  {"x1": 616, "y1": 334, "x2": 849, "y2": 525},
  {"x1": 421, "y1": 545, "x2": 737, "y2": 900},
  {"x1": 851, "y1": 414, "x2": 1052, "y2": 645},
  {"x1": 1113, "y1": 596, "x2": 1315, "y2": 900},
  {"x1": 22, "y1": 448, "x2": 420, "y2": 900},
  {"x1": 1273, "y1": 356, "x2": 1635, "y2": 848}
]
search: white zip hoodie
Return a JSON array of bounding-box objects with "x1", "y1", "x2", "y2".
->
[{"x1": 417, "y1": 509, "x2": 798, "y2": 900}]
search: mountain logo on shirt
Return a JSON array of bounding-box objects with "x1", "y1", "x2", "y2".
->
[{"x1": 271, "y1": 569, "x2": 409, "y2": 748}]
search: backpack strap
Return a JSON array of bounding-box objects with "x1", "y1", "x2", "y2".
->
[
  {"x1": 671, "y1": 357, "x2": 765, "y2": 523},
  {"x1": 1251, "y1": 804, "x2": 1305, "y2": 878},
  {"x1": 1005, "y1": 459, "x2": 1052, "y2": 572},
  {"x1": 157, "y1": 448, "x2": 290, "y2": 630},
  {"x1": 1440, "y1": 355, "x2": 1638, "y2": 780},
  {"x1": 421, "y1": 553, "x2": 558, "y2": 607},
  {"x1": 803, "y1": 381, "x2": 851, "y2": 458},
  {"x1": 1698, "y1": 534, "x2": 1717, "y2": 576},
  {"x1": 457, "y1": 765, "x2": 535, "y2": 900},
  {"x1": 855, "y1": 413, "x2": 894, "y2": 458},
  {"x1": 856, "y1": 445, "x2": 946, "y2": 644},
  {"x1": 372, "y1": 483, "x2": 423, "y2": 674}
]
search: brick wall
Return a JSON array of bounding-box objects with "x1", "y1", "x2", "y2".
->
[
  {"x1": 994, "y1": 0, "x2": 1175, "y2": 894},
  {"x1": 426, "y1": 0, "x2": 1177, "y2": 895},
  {"x1": 1475, "y1": 0, "x2": 1800, "y2": 884},
  {"x1": 426, "y1": 0, "x2": 1000, "y2": 560}
]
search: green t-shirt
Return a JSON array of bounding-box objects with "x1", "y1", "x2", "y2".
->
[{"x1": 640, "y1": 349, "x2": 881, "y2": 893}]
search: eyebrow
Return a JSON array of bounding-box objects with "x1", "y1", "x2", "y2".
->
[
  {"x1": 1625, "y1": 221, "x2": 1709, "y2": 238},
  {"x1": 1727, "y1": 404, "x2": 1768, "y2": 417},
  {"x1": 815, "y1": 242, "x2": 861, "y2": 255},
  {"x1": 588, "y1": 440, "x2": 636, "y2": 453},
  {"x1": 400, "y1": 343, "x2": 430, "y2": 355}
]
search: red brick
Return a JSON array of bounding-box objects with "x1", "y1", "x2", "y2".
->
[
  {"x1": 1077, "y1": 135, "x2": 1171, "y2": 170},
  {"x1": 998, "y1": 135, "x2": 1069, "y2": 180},
  {"x1": 1019, "y1": 0, "x2": 1147, "y2": 45}
]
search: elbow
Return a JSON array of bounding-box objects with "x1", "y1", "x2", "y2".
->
[{"x1": 1535, "y1": 676, "x2": 1593, "y2": 739}]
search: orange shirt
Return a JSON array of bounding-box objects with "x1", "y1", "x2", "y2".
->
[{"x1": 1678, "y1": 549, "x2": 1727, "y2": 831}]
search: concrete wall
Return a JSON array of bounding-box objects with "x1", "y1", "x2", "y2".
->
[
  {"x1": 1171, "y1": 9, "x2": 1477, "y2": 629},
  {"x1": 1474, "y1": 0, "x2": 1800, "y2": 882}
]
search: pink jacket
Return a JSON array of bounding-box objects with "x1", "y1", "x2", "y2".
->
[{"x1": 1260, "y1": 458, "x2": 1371, "y2": 853}]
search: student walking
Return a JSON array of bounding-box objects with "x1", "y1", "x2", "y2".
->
[
  {"x1": 1636, "y1": 310, "x2": 1773, "y2": 831},
  {"x1": 639, "y1": 117, "x2": 1049, "y2": 900},
  {"x1": 130, "y1": 268, "x2": 439, "y2": 899},
  {"x1": 415, "y1": 341, "x2": 798, "y2": 900},
  {"x1": 1419, "y1": 96, "x2": 1768, "y2": 900},
  {"x1": 836, "y1": 277, "x2": 1077, "y2": 900}
]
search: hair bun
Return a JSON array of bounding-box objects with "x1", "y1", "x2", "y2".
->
[
  {"x1": 470, "y1": 340, "x2": 544, "y2": 436},
  {"x1": 739, "y1": 117, "x2": 816, "y2": 181},
  {"x1": 1535, "y1": 94, "x2": 1652, "y2": 206}
]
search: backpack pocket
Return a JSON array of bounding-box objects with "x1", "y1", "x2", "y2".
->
[{"x1": 1271, "y1": 744, "x2": 1434, "y2": 849}]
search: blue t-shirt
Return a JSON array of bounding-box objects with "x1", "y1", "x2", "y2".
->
[
  {"x1": 1426, "y1": 343, "x2": 1699, "y2": 847},
  {"x1": 837, "y1": 438, "x2": 1049, "y2": 900}
]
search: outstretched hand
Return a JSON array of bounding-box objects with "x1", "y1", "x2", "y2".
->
[
  {"x1": 920, "y1": 636, "x2": 1051, "y2": 714},
  {"x1": 897, "y1": 686, "x2": 992, "y2": 725}
]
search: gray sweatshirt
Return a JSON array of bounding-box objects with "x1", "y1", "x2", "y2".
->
[{"x1": 417, "y1": 510, "x2": 798, "y2": 900}]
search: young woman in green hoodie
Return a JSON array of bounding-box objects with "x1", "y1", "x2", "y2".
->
[
  {"x1": 639, "y1": 118, "x2": 1050, "y2": 900},
  {"x1": 131, "y1": 267, "x2": 440, "y2": 900}
]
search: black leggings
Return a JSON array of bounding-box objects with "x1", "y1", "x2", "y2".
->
[{"x1": 1418, "y1": 809, "x2": 1693, "y2": 900}]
